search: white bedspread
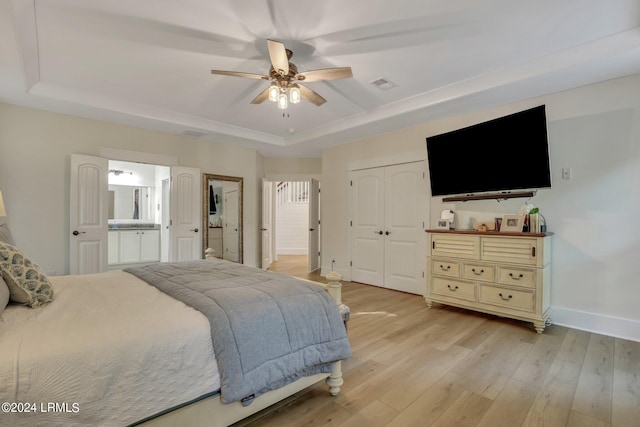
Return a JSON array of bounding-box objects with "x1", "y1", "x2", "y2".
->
[{"x1": 0, "y1": 270, "x2": 220, "y2": 427}]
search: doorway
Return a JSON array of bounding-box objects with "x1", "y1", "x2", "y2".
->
[
  {"x1": 107, "y1": 160, "x2": 171, "y2": 268},
  {"x1": 261, "y1": 179, "x2": 320, "y2": 272},
  {"x1": 70, "y1": 154, "x2": 201, "y2": 274}
]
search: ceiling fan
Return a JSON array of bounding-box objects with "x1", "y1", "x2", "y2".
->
[{"x1": 211, "y1": 39, "x2": 353, "y2": 110}]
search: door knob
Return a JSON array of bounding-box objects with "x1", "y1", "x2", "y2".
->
[
  {"x1": 260, "y1": 228, "x2": 267, "y2": 231},
  {"x1": 375, "y1": 230, "x2": 383, "y2": 235},
  {"x1": 309, "y1": 228, "x2": 315, "y2": 231},
  {"x1": 190, "y1": 228, "x2": 199, "y2": 233},
  {"x1": 385, "y1": 231, "x2": 391, "y2": 235},
  {"x1": 72, "y1": 230, "x2": 86, "y2": 236}
]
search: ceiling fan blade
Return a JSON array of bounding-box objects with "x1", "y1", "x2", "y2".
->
[
  {"x1": 295, "y1": 67, "x2": 353, "y2": 82},
  {"x1": 267, "y1": 39, "x2": 289, "y2": 76},
  {"x1": 298, "y1": 84, "x2": 326, "y2": 106},
  {"x1": 211, "y1": 70, "x2": 269, "y2": 80},
  {"x1": 251, "y1": 87, "x2": 271, "y2": 104}
]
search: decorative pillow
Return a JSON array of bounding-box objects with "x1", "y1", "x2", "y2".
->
[
  {"x1": 0, "y1": 241, "x2": 54, "y2": 307},
  {"x1": 0, "y1": 276, "x2": 9, "y2": 313},
  {"x1": 0, "y1": 223, "x2": 16, "y2": 246}
]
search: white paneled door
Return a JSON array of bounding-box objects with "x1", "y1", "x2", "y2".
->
[
  {"x1": 308, "y1": 178, "x2": 320, "y2": 272},
  {"x1": 349, "y1": 162, "x2": 426, "y2": 294},
  {"x1": 261, "y1": 179, "x2": 273, "y2": 269},
  {"x1": 349, "y1": 167, "x2": 385, "y2": 286},
  {"x1": 70, "y1": 154, "x2": 108, "y2": 275},
  {"x1": 383, "y1": 163, "x2": 426, "y2": 294},
  {"x1": 170, "y1": 166, "x2": 201, "y2": 261},
  {"x1": 224, "y1": 189, "x2": 239, "y2": 262}
]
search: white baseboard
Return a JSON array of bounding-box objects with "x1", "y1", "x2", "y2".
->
[
  {"x1": 276, "y1": 248, "x2": 308, "y2": 255},
  {"x1": 551, "y1": 306, "x2": 640, "y2": 342}
]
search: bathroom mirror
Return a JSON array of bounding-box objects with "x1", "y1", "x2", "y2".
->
[
  {"x1": 108, "y1": 185, "x2": 154, "y2": 221},
  {"x1": 202, "y1": 173, "x2": 243, "y2": 263}
]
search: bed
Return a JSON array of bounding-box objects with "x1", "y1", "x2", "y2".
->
[{"x1": 0, "y1": 234, "x2": 350, "y2": 427}]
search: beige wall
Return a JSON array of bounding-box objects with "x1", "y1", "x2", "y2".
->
[
  {"x1": 263, "y1": 157, "x2": 321, "y2": 175},
  {"x1": 321, "y1": 73, "x2": 640, "y2": 341},
  {"x1": 0, "y1": 103, "x2": 263, "y2": 272}
]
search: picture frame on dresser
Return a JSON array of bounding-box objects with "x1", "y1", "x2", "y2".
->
[
  {"x1": 500, "y1": 214, "x2": 524, "y2": 232},
  {"x1": 435, "y1": 219, "x2": 450, "y2": 229}
]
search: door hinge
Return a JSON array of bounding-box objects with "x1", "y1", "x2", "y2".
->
[
  {"x1": 423, "y1": 172, "x2": 425, "y2": 179},
  {"x1": 318, "y1": 251, "x2": 321, "y2": 256},
  {"x1": 318, "y1": 220, "x2": 321, "y2": 225},
  {"x1": 422, "y1": 271, "x2": 425, "y2": 278},
  {"x1": 350, "y1": 220, "x2": 352, "y2": 226},
  {"x1": 350, "y1": 261, "x2": 352, "y2": 267},
  {"x1": 170, "y1": 219, "x2": 173, "y2": 226},
  {"x1": 350, "y1": 180, "x2": 353, "y2": 186}
]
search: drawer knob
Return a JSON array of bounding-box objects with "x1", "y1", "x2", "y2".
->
[
  {"x1": 471, "y1": 268, "x2": 484, "y2": 275},
  {"x1": 498, "y1": 293, "x2": 513, "y2": 301},
  {"x1": 509, "y1": 273, "x2": 524, "y2": 280},
  {"x1": 440, "y1": 265, "x2": 451, "y2": 271},
  {"x1": 447, "y1": 284, "x2": 459, "y2": 292}
]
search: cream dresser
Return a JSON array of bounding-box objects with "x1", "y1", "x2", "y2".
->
[{"x1": 425, "y1": 230, "x2": 552, "y2": 333}]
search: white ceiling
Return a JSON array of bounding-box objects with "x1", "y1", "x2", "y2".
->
[{"x1": 2, "y1": 0, "x2": 640, "y2": 157}]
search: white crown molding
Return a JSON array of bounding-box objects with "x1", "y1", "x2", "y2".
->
[
  {"x1": 28, "y1": 81, "x2": 286, "y2": 146},
  {"x1": 283, "y1": 28, "x2": 640, "y2": 147}
]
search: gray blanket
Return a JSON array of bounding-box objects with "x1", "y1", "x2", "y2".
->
[{"x1": 125, "y1": 260, "x2": 351, "y2": 405}]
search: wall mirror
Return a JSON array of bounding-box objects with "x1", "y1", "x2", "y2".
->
[
  {"x1": 202, "y1": 173, "x2": 243, "y2": 263},
  {"x1": 108, "y1": 185, "x2": 154, "y2": 222}
]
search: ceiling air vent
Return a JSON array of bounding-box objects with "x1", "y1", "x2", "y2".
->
[
  {"x1": 182, "y1": 129, "x2": 208, "y2": 138},
  {"x1": 370, "y1": 77, "x2": 397, "y2": 91}
]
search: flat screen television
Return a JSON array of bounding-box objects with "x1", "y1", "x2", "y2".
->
[{"x1": 426, "y1": 105, "x2": 551, "y2": 197}]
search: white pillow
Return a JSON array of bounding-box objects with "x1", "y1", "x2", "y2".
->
[
  {"x1": 0, "y1": 276, "x2": 9, "y2": 313},
  {"x1": 0, "y1": 241, "x2": 54, "y2": 307}
]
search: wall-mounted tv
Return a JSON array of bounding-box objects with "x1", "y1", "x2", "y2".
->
[{"x1": 426, "y1": 105, "x2": 551, "y2": 197}]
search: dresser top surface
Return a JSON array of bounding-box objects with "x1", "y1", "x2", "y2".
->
[{"x1": 426, "y1": 229, "x2": 553, "y2": 237}]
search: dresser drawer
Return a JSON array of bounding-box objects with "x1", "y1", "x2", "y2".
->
[
  {"x1": 431, "y1": 259, "x2": 461, "y2": 277},
  {"x1": 432, "y1": 277, "x2": 476, "y2": 302},
  {"x1": 479, "y1": 284, "x2": 535, "y2": 312},
  {"x1": 480, "y1": 237, "x2": 538, "y2": 266},
  {"x1": 462, "y1": 263, "x2": 495, "y2": 282},
  {"x1": 497, "y1": 266, "x2": 536, "y2": 288},
  {"x1": 431, "y1": 234, "x2": 479, "y2": 260}
]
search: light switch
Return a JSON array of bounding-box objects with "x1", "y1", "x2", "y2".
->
[{"x1": 562, "y1": 168, "x2": 572, "y2": 179}]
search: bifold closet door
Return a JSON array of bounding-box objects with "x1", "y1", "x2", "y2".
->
[
  {"x1": 349, "y1": 162, "x2": 425, "y2": 294},
  {"x1": 350, "y1": 167, "x2": 386, "y2": 286},
  {"x1": 383, "y1": 162, "x2": 425, "y2": 294}
]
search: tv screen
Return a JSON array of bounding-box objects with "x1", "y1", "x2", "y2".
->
[{"x1": 426, "y1": 105, "x2": 551, "y2": 197}]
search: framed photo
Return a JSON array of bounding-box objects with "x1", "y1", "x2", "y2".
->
[
  {"x1": 435, "y1": 219, "x2": 450, "y2": 229},
  {"x1": 500, "y1": 214, "x2": 524, "y2": 232}
]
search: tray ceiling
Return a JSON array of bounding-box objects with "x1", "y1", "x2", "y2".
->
[{"x1": 2, "y1": 0, "x2": 640, "y2": 156}]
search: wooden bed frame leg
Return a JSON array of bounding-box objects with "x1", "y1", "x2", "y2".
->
[
  {"x1": 325, "y1": 272, "x2": 344, "y2": 396},
  {"x1": 325, "y1": 272, "x2": 343, "y2": 305},
  {"x1": 326, "y1": 361, "x2": 343, "y2": 396}
]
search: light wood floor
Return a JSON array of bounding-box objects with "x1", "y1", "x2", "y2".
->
[{"x1": 236, "y1": 255, "x2": 640, "y2": 427}]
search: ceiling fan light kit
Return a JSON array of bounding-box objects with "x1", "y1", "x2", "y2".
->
[
  {"x1": 211, "y1": 39, "x2": 353, "y2": 111},
  {"x1": 277, "y1": 91, "x2": 288, "y2": 110}
]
